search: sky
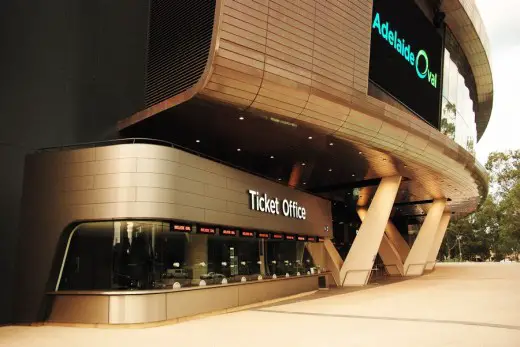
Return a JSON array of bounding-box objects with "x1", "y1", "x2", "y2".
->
[{"x1": 475, "y1": 0, "x2": 520, "y2": 163}]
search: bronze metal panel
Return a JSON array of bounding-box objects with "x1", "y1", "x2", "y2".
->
[
  {"x1": 48, "y1": 295, "x2": 109, "y2": 324},
  {"x1": 441, "y1": 0, "x2": 493, "y2": 140},
  {"x1": 237, "y1": 276, "x2": 318, "y2": 306},
  {"x1": 116, "y1": 0, "x2": 490, "y2": 217},
  {"x1": 166, "y1": 286, "x2": 239, "y2": 320},
  {"x1": 109, "y1": 294, "x2": 166, "y2": 324},
  {"x1": 15, "y1": 143, "x2": 332, "y2": 322}
]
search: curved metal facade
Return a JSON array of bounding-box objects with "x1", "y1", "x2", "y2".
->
[
  {"x1": 14, "y1": 143, "x2": 332, "y2": 322},
  {"x1": 118, "y1": 0, "x2": 491, "y2": 216},
  {"x1": 441, "y1": 0, "x2": 493, "y2": 140}
]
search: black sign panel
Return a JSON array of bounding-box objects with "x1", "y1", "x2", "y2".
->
[
  {"x1": 170, "y1": 223, "x2": 192, "y2": 232},
  {"x1": 198, "y1": 226, "x2": 216, "y2": 235},
  {"x1": 369, "y1": 0, "x2": 443, "y2": 128},
  {"x1": 240, "y1": 230, "x2": 255, "y2": 238},
  {"x1": 257, "y1": 232, "x2": 270, "y2": 239},
  {"x1": 271, "y1": 233, "x2": 284, "y2": 240},
  {"x1": 221, "y1": 228, "x2": 238, "y2": 236}
]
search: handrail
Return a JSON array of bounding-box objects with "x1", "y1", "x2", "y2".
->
[
  {"x1": 341, "y1": 268, "x2": 373, "y2": 287},
  {"x1": 37, "y1": 137, "x2": 179, "y2": 152},
  {"x1": 404, "y1": 262, "x2": 426, "y2": 275},
  {"x1": 34, "y1": 137, "x2": 301, "y2": 189}
]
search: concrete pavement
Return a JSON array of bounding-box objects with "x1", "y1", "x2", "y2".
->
[{"x1": 1, "y1": 263, "x2": 519, "y2": 346}]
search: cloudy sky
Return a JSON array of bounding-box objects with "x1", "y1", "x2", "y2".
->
[{"x1": 475, "y1": 0, "x2": 520, "y2": 163}]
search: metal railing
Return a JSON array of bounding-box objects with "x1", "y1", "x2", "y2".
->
[
  {"x1": 341, "y1": 269, "x2": 373, "y2": 287},
  {"x1": 34, "y1": 137, "x2": 305, "y2": 190}
]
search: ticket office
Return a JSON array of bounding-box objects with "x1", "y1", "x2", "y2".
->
[{"x1": 57, "y1": 220, "x2": 324, "y2": 292}]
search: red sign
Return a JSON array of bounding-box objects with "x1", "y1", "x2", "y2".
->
[
  {"x1": 172, "y1": 224, "x2": 191, "y2": 232},
  {"x1": 271, "y1": 233, "x2": 284, "y2": 239},
  {"x1": 285, "y1": 235, "x2": 295, "y2": 241},
  {"x1": 199, "y1": 227, "x2": 216, "y2": 234},
  {"x1": 307, "y1": 236, "x2": 317, "y2": 242},
  {"x1": 297, "y1": 236, "x2": 307, "y2": 241},
  {"x1": 257, "y1": 232, "x2": 270, "y2": 239},
  {"x1": 221, "y1": 229, "x2": 237, "y2": 236},
  {"x1": 241, "y1": 231, "x2": 255, "y2": 238}
]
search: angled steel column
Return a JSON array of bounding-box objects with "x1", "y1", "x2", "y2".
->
[
  {"x1": 404, "y1": 199, "x2": 447, "y2": 276},
  {"x1": 339, "y1": 176, "x2": 402, "y2": 286},
  {"x1": 425, "y1": 212, "x2": 451, "y2": 270},
  {"x1": 357, "y1": 208, "x2": 406, "y2": 276}
]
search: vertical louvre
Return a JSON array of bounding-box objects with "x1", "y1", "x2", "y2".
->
[{"x1": 144, "y1": 0, "x2": 216, "y2": 108}]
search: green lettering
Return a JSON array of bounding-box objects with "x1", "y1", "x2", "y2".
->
[{"x1": 372, "y1": 12, "x2": 381, "y2": 33}]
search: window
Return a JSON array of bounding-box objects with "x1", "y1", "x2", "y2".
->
[{"x1": 57, "y1": 221, "x2": 319, "y2": 291}]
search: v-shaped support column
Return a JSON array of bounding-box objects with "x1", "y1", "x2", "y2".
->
[
  {"x1": 339, "y1": 176, "x2": 402, "y2": 286},
  {"x1": 404, "y1": 199, "x2": 447, "y2": 276},
  {"x1": 425, "y1": 212, "x2": 451, "y2": 270},
  {"x1": 357, "y1": 209, "x2": 410, "y2": 276}
]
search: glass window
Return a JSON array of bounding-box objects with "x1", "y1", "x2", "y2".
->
[
  {"x1": 57, "y1": 221, "x2": 319, "y2": 291},
  {"x1": 441, "y1": 48, "x2": 477, "y2": 155}
]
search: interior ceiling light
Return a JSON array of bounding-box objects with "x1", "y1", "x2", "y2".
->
[
  {"x1": 277, "y1": 178, "x2": 282, "y2": 181},
  {"x1": 358, "y1": 151, "x2": 362, "y2": 155},
  {"x1": 237, "y1": 148, "x2": 241, "y2": 152},
  {"x1": 303, "y1": 182, "x2": 307, "y2": 185},
  {"x1": 328, "y1": 168, "x2": 332, "y2": 172},
  {"x1": 301, "y1": 162, "x2": 306, "y2": 166},
  {"x1": 239, "y1": 116, "x2": 244, "y2": 120},
  {"x1": 270, "y1": 155, "x2": 274, "y2": 159},
  {"x1": 308, "y1": 136, "x2": 313, "y2": 140},
  {"x1": 352, "y1": 174, "x2": 355, "y2": 177},
  {"x1": 329, "y1": 142, "x2": 334, "y2": 146},
  {"x1": 196, "y1": 140, "x2": 200, "y2": 143}
]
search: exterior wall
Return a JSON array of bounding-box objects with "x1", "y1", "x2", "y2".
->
[
  {"x1": 14, "y1": 143, "x2": 332, "y2": 322},
  {"x1": 121, "y1": 0, "x2": 489, "y2": 217},
  {"x1": 47, "y1": 275, "x2": 319, "y2": 325},
  {"x1": 441, "y1": 0, "x2": 493, "y2": 140}
]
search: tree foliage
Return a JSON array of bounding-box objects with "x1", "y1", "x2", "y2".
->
[{"x1": 440, "y1": 150, "x2": 520, "y2": 261}]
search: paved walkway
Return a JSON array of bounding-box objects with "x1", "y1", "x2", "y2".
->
[{"x1": 1, "y1": 263, "x2": 519, "y2": 346}]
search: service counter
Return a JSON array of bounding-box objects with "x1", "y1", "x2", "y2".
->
[{"x1": 47, "y1": 273, "x2": 330, "y2": 325}]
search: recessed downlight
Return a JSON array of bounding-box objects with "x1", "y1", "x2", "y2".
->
[
  {"x1": 308, "y1": 136, "x2": 313, "y2": 140},
  {"x1": 237, "y1": 148, "x2": 241, "y2": 152},
  {"x1": 358, "y1": 151, "x2": 362, "y2": 155},
  {"x1": 196, "y1": 140, "x2": 200, "y2": 143},
  {"x1": 352, "y1": 174, "x2": 355, "y2": 177},
  {"x1": 303, "y1": 182, "x2": 307, "y2": 185},
  {"x1": 270, "y1": 155, "x2": 275, "y2": 159},
  {"x1": 329, "y1": 142, "x2": 334, "y2": 146},
  {"x1": 328, "y1": 168, "x2": 333, "y2": 172},
  {"x1": 239, "y1": 116, "x2": 244, "y2": 120},
  {"x1": 301, "y1": 162, "x2": 306, "y2": 166}
]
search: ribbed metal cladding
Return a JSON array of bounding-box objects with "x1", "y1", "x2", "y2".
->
[{"x1": 144, "y1": 0, "x2": 216, "y2": 108}]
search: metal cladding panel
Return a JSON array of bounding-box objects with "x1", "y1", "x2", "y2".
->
[
  {"x1": 144, "y1": 0, "x2": 216, "y2": 107},
  {"x1": 119, "y1": 0, "x2": 488, "y2": 224},
  {"x1": 14, "y1": 143, "x2": 332, "y2": 323}
]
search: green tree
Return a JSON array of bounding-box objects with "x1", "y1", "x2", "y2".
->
[
  {"x1": 485, "y1": 149, "x2": 520, "y2": 198},
  {"x1": 440, "y1": 150, "x2": 519, "y2": 262},
  {"x1": 497, "y1": 182, "x2": 520, "y2": 259}
]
